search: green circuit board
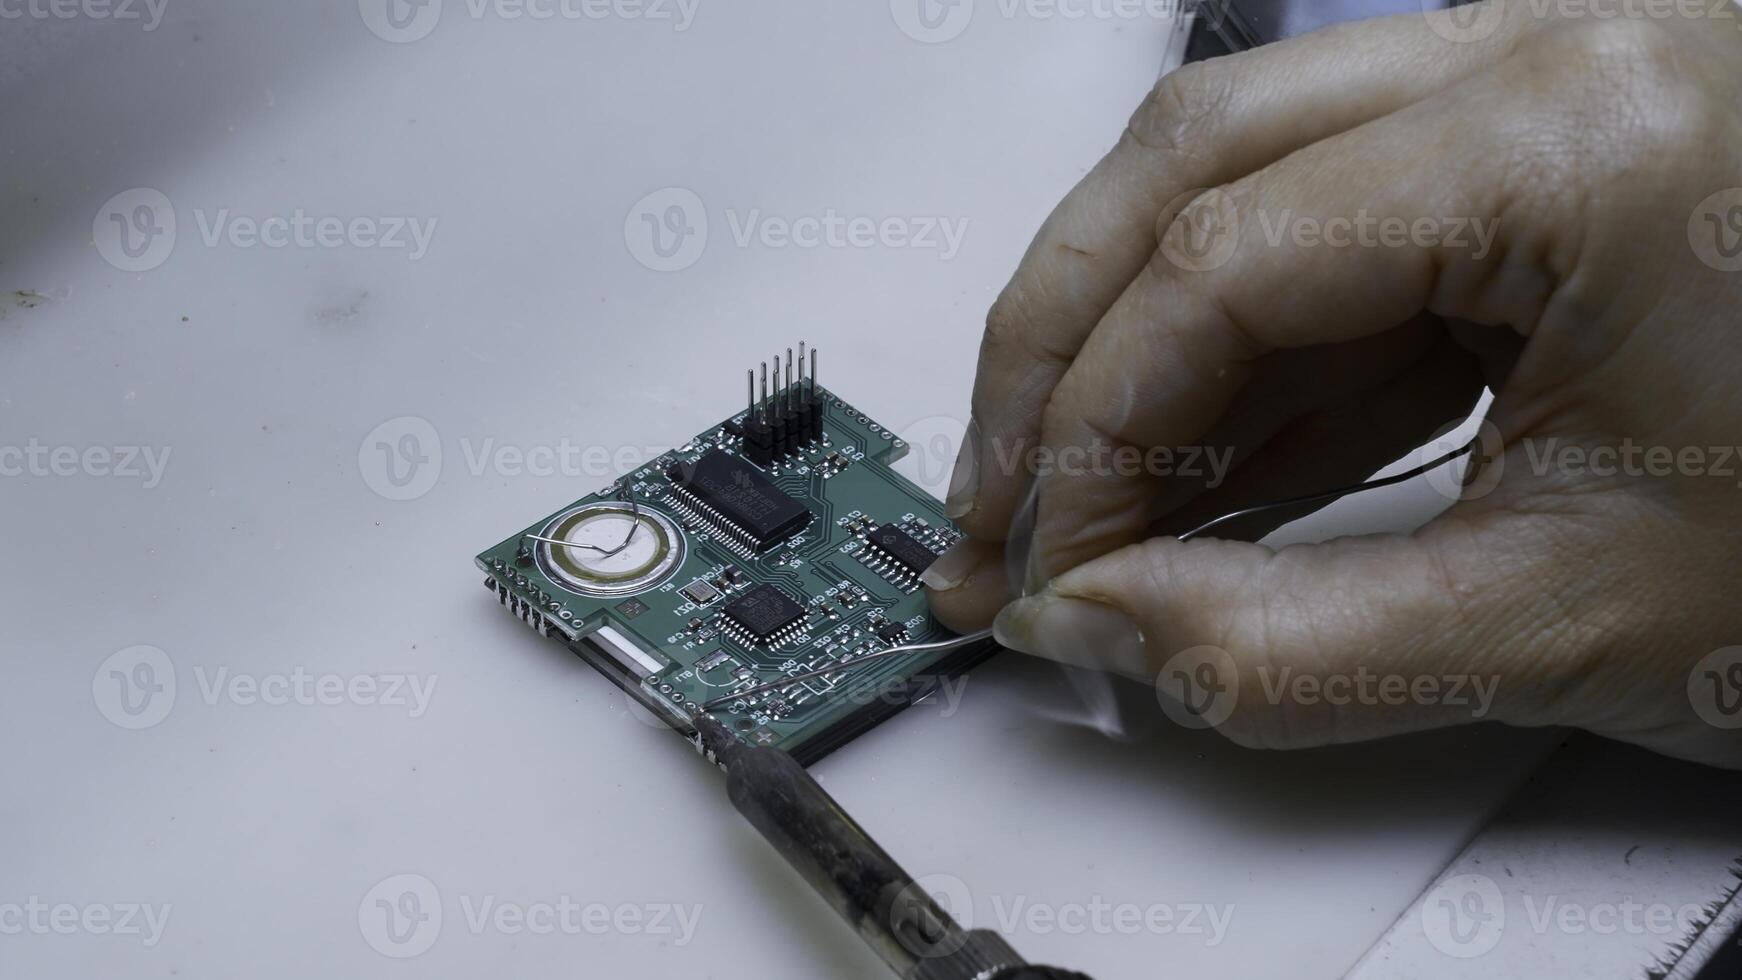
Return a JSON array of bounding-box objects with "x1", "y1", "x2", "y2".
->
[{"x1": 475, "y1": 382, "x2": 990, "y2": 764}]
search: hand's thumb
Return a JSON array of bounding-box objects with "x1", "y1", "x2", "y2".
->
[{"x1": 992, "y1": 529, "x2": 1534, "y2": 749}]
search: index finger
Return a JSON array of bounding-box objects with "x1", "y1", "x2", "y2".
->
[
  {"x1": 948, "y1": 7, "x2": 1531, "y2": 543},
  {"x1": 1025, "y1": 18, "x2": 1673, "y2": 580}
]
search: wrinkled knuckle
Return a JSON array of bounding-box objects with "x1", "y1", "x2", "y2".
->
[
  {"x1": 1127, "y1": 61, "x2": 1230, "y2": 158},
  {"x1": 1560, "y1": 14, "x2": 1684, "y2": 64},
  {"x1": 1508, "y1": 19, "x2": 1715, "y2": 194},
  {"x1": 980, "y1": 291, "x2": 1050, "y2": 369},
  {"x1": 981, "y1": 292, "x2": 1024, "y2": 352},
  {"x1": 1492, "y1": 534, "x2": 1652, "y2": 728},
  {"x1": 1537, "y1": 18, "x2": 1697, "y2": 130}
]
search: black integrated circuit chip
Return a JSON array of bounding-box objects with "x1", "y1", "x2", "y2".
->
[
  {"x1": 868, "y1": 524, "x2": 938, "y2": 576},
  {"x1": 876, "y1": 622, "x2": 908, "y2": 644},
  {"x1": 668, "y1": 450, "x2": 811, "y2": 551},
  {"x1": 724, "y1": 584, "x2": 806, "y2": 643}
]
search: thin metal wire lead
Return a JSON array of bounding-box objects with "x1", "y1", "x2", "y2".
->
[
  {"x1": 1177, "y1": 439, "x2": 1479, "y2": 542},
  {"x1": 522, "y1": 485, "x2": 642, "y2": 558},
  {"x1": 700, "y1": 628, "x2": 995, "y2": 710}
]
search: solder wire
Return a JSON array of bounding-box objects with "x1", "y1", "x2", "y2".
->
[
  {"x1": 1175, "y1": 438, "x2": 1478, "y2": 542},
  {"x1": 700, "y1": 630, "x2": 995, "y2": 710},
  {"x1": 522, "y1": 484, "x2": 643, "y2": 558},
  {"x1": 699, "y1": 437, "x2": 1481, "y2": 712}
]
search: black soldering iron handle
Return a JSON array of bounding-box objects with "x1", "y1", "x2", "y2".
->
[
  {"x1": 694, "y1": 714, "x2": 1092, "y2": 980},
  {"x1": 990, "y1": 968, "x2": 1097, "y2": 980}
]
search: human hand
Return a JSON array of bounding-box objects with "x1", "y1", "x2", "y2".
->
[{"x1": 923, "y1": 2, "x2": 1742, "y2": 769}]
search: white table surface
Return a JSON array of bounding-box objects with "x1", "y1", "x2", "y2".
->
[{"x1": 1, "y1": 4, "x2": 1561, "y2": 977}]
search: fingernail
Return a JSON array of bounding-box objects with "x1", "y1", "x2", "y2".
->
[
  {"x1": 920, "y1": 539, "x2": 985, "y2": 592},
  {"x1": 943, "y1": 420, "x2": 981, "y2": 519},
  {"x1": 993, "y1": 593, "x2": 1147, "y2": 677},
  {"x1": 1023, "y1": 541, "x2": 1050, "y2": 598}
]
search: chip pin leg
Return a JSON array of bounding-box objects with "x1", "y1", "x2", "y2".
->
[
  {"x1": 745, "y1": 362, "x2": 774, "y2": 466},
  {"x1": 771, "y1": 353, "x2": 789, "y2": 461},
  {"x1": 796, "y1": 340, "x2": 814, "y2": 447},
  {"x1": 779, "y1": 347, "x2": 799, "y2": 458},
  {"x1": 808, "y1": 346, "x2": 824, "y2": 442}
]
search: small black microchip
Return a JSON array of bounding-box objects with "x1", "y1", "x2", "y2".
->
[
  {"x1": 869, "y1": 524, "x2": 938, "y2": 575},
  {"x1": 668, "y1": 451, "x2": 811, "y2": 551},
  {"x1": 876, "y1": 622, "x2": 908, "y2": 644},
  {"x1": 724, "y1": 584, "x2": 806, "y2": 642}
]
